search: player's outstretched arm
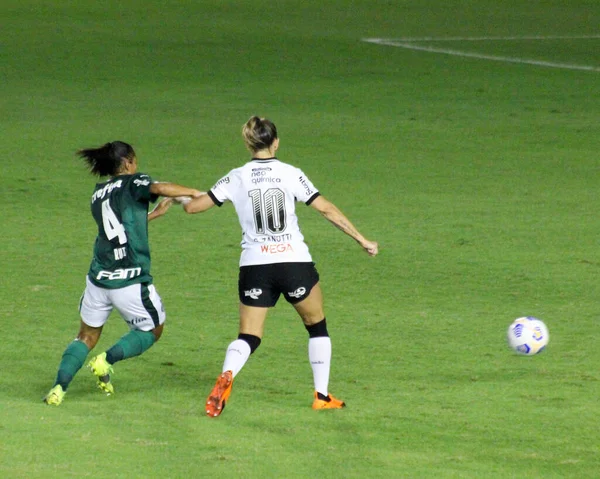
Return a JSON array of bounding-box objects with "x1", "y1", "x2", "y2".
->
[
  {"x1": 309, "y1": 196, "x2": 378, "y2": 257},
  {"x1": 181, "y1": 194, "x2": 216, "y2": 214},
  {"x1": 149, "y1": 182, "x2": 204, "y2": 199}
]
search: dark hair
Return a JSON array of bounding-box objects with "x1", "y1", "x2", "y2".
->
[
  {"x1": 242, "y1": 116, "x2": 278, "y2": 153},
  {"x1": 78, "y1": 141, "x2": 135, "y2": 177}
]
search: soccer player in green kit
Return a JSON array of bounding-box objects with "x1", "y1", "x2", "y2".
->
[{"x1": 43, "y1": 141, "x2": 203, "y2": 405}]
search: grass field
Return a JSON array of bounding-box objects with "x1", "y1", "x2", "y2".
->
[{"x1": 2, "y1": 1, "x2": 600, "y2": 477}]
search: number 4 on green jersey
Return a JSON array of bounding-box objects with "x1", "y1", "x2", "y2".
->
[{"x1": 101, "y1": 199, "x2": 127, "y2": 245}]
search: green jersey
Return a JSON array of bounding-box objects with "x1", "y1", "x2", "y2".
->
[{"x1": 87, "y1": 173, "x2": 158, "y2": 289}]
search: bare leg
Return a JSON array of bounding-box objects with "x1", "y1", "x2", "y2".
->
[
  {"x1": 76, "y1": 321, "x2": 103, "y2": 350},
  {"x1": 293, "y1": 283, "x2": 325, "y2": 326},
  {"x1": 238, "y1": 303, "x2": 269, "y2": 337}
]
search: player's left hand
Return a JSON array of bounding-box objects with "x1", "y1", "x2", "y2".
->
[
  {"x1": 362, "y1": 240, "x2": 379, "y2": 257},
  {"x1": 148, "y1": 197, "x2": 174, "y2": 220}
]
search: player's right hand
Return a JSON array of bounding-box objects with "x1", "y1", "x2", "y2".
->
[{"x1": 362, "y1": 240, "x2": 379, "y2": 257}]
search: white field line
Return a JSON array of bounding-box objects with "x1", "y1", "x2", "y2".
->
[
  {"x1": 365, "y1": 35, "x2": 600, "y2": 42},
  {"x1": 363, "y1": 36, "x2": 600, "y2": 72}
]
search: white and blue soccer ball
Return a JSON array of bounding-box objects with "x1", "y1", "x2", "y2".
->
[{"x1": 507, "y1": 316, "x2": 549, "y2": 355}]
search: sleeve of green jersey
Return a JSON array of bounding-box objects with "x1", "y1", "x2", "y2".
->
[{"x1": 129, "y1": 173, "x2": 157, "y2": 203}]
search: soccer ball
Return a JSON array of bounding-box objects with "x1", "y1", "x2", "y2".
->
[{"x1": 507, "y1": 316, "x2": 549, "y2": 355}]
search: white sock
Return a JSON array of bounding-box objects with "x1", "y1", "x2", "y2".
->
[
  {"x1": 222, "y1": 339, "x2": 251, "y2": 378},
  {"x1": 308, "y1": 337, "x2": 332, "y2": 396}
]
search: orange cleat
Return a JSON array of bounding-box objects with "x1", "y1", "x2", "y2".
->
[
  {"x1": 312, "y1": 391, "x2": 346, "y2": 410},
  {"x1": 206, "y1": 370, "x2": 234, "y2": 417}
]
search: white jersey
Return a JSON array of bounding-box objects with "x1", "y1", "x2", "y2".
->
[{"x1": 208, "y1": 158, "x2": 320, "y2": 266}]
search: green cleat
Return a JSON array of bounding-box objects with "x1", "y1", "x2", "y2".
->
[
  {"x1": 43, "y1": 385, "x2": 66, "y2": 406},
  {"x1": 88, "y1": 352, "x2": 115, "y2": 395}
]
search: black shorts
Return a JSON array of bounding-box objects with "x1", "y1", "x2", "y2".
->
[{"x1": 238, "y1": 262, "x2": 320, "y2": 307}]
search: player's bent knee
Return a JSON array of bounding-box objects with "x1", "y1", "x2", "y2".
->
[
  {"x1": 151, "y1": 323, "x2": 165, "y2": 342},
  {"x1": 77, "y1": 326, "x2": 102, "y2": 349},
  {"x1": 77, "y1": 334, "x2": 98, "y2": 350}
]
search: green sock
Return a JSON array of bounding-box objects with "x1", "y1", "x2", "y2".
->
[
  {"x1": 105, "y1": 330, "x2": 156, "y2": 364},
  {"x1": 54, "y1": 340, "x2": 90, "y2": 391}
]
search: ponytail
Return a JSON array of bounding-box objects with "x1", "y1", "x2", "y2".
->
[{"x1": 78, "y1": 141, "x2": 135, "y2": 176}]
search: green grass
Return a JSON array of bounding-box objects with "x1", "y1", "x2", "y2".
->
[{"x1": 2, "y1": 0, "x2": 600, "y2": 477}]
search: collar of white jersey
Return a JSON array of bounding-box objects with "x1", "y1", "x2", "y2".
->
[{"x1": 251, "y1": 157, "x2": 278, "y2": 163}]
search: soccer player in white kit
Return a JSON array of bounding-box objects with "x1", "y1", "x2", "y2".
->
[{"x1": 183, "y1": 116, "x2": 378, "y2": 416}]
